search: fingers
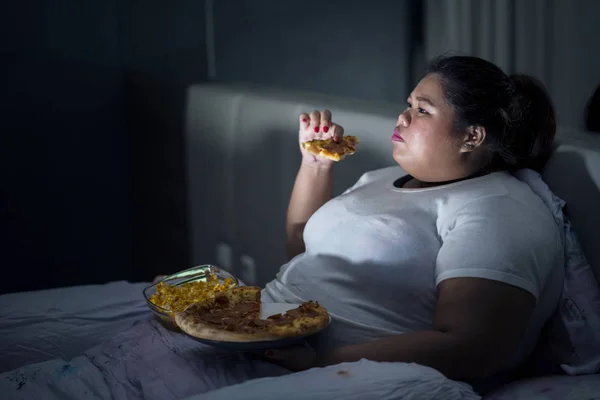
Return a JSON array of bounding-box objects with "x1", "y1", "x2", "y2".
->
[
  {"x1": 331, "y1": 123, "x2": 344, "y2": 143},
  {"x1": 299, "y1": 113, "x2": 310, "y2": 130},
  {"x1": 320, "y1": 109, "x2": 331, "y2": 135},
  {"x1": 301, "y1": 110, "x2": 340, "y2": 140},
  {"x1": 309, "y1": 110, "x2": 321, "y2": 134}
]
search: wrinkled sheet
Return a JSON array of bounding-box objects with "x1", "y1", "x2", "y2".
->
[
  {"x1": 1, "y1": 316, "x2": 482, "y2": 400},
  {"x1": 0, "y1": 281, "x2": 151, "y2": 373},
  {"x1": 2, "y1": 281, "x2": 595, "y2": 400},
  {"x1": 484, "y1": 373, "x2": 600, "y2": 400},
  {"x1": 188, "y1": 359, "x2": 481, "y2": 400},
  {"x1": 1, "y1": 282, "x2": 481, "y2": 400},
  {"x1": 1, "y1": 317, "x2": 288, "y2": 400},
  {"x1": 192, "y1": 362, "x2": 600, "y2": 400}
]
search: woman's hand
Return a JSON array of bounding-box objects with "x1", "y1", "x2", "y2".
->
[
  {"x1": 264, "y1": 342, "x2": 319, "y2": 372},
  {"x1": 299, "y1": 110, "x2": 344, "y2": 166}
]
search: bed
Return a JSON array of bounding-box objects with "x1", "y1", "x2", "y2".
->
[
  {"x1": 2, "y1": 282, "x2": 600, "y2": 400},
  {"x1": 2, "y1": 84, "x2": 600, "y2": 399}
]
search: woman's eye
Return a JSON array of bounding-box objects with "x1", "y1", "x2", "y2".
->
[{"x1": 406, "y1": 103, "x2": 428, "y2": 114}]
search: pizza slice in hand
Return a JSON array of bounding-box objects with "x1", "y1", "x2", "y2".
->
[{"x1": 301, "y1": 135, "x2": 359, "y2": 162}]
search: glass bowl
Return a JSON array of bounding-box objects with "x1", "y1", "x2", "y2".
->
[{"x1": 143, "y1": 264, "x2": 239, "y2": 330}]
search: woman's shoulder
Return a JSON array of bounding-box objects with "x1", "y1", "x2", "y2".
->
[
  {"x1": 480, "y1": 171, "x2": 553, "y2": 210},
  {"x1": 446, "y1": 171, "x2": 547, "y2": 204},
  {"x1": 441, "y1": 171, "x2": 559, "y2": 229}
]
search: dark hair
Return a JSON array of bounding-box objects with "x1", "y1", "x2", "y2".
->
[
  {"x1": 585, "y1": 84, "x2": 600, "y2": 132},
  {"x1": 427, "y1": 55, "x2": 556, "y2": 172}
]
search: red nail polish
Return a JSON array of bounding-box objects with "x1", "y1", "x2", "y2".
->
[
  {"x1": 323, "y1": 126, "x2": 329, "y2": 133},
  {"x1": 302, "y1": 118, "x2": 308, "y2": 123},
  {"x1": 314, "y1": 126, "x2": 319, "y2": 133},
  {"x1": 334, "y1": 137, "x2": 340, "y2": 143}
]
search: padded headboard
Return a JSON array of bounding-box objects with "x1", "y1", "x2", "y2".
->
[{"x1": 185, "y1": 83, "x2": 600, "y2": 286}]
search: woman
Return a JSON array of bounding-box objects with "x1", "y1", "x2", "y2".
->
[
  {"x1": 1, "y1": 56, "x2": 564, "y2": 398},
  {"x1": 262, "y1": 55, "x2": 564, "y2": 383}
]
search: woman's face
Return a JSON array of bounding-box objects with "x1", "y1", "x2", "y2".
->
[{"x1": 392, "y1": 74, "x2": 475, "y2": 182}]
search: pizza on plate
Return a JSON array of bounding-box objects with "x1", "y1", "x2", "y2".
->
[
  {"x1": 301, "y1": 135, "x2": 359, "y2": 162},
  {"x1": 174, "y1": 286, "x2": 330, "y2": 342}
]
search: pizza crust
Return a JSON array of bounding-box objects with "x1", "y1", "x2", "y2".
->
[{"x1": 175, "y1": 319, "x2": 284, "y2": 342}]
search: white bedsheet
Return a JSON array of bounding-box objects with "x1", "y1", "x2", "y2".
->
[
  {"x1": 1, "y1": 317, "x2": 289, "y2": 400},
  {"x1": 189, "y1": 360, "x2": 481, "y2": 400},
  {"x1": 1, "y1": 316, "x2": 481, "y2": 400},
  {"x1": 0, "y1": 281, "x2": 150, "y2": 373},
  {"x1": 2, "y1": 281, "x2": 598, "y2": 399}
]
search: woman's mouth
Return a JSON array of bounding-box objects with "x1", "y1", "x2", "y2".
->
[{"x1": 391, "y1": 128, "x2": 404, "y2": 142}]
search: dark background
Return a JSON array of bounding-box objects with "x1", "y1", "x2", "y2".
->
[{"x1": 1, "y1": 0, "x2": 421, "y2": 294}]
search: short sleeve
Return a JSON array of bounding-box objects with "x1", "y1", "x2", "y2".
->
[{"x1": 435, "y1": 195, "x2": 562, "y2": 299}]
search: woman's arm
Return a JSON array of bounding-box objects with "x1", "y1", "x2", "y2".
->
[
  {"x1": 286, "y1": 109, "x2": 344, "y2": 260},
  {"x1": 285, "y1": 163, "x2": 333, "y2": 260},
  {"x1": 319, "y1": 278, "x2": 535, "y2": 380}
]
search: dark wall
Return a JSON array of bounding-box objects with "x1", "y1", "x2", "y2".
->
[
  {"x1": 1, "y1": 1, "x2": 207, "y2": 294},
  {"x1": 213, "y1": 0, "x2": 417, "y2": 103},
  {"x1": 2, "y1": 1, "x2": 131, "y2": 294},
  {"x1": 121, "y1": 0, "x2": 208, "y2": 282},
  {"x1": 1, "y1": 0, "x2": 418, "y2": 294}
]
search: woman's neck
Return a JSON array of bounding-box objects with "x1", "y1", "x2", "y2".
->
[{"x1": 407, "y1": 168, "x2": 494, "y2": 189}]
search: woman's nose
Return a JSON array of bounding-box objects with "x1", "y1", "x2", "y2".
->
[{"x1": 398, "y1": 110, "x2": 410, "y2": 127}]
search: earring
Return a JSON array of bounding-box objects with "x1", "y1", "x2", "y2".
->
[{"x1": 465, "y1": 143, "x2": 475, "y2": 150}]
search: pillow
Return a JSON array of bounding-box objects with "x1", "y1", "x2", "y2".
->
[
  {"x1": 513, "y1": 169, "x2": 600, "y2": 376},
  {"x1": 536, "y1": 218, "x2": 600, "y2": 375}
]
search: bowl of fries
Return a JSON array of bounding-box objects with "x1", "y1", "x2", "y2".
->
[{"x1": 143, "y1": 265, "x2": 239, "y2": 330}]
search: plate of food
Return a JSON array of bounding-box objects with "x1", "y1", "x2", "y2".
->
[
  {"x1": 174, "y1": 286, "x2": 331, "y2": 351},
  {"x1": 143, "y1": 264, "x2": 239, "y2": 330}
]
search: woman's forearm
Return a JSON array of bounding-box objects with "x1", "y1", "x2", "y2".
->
[
  {"x1": 285, "y1": 163, "x2": 333, "y2": 259},
  {"x1": 320, "y1": 330, "x2": 502, "y2": 380}
]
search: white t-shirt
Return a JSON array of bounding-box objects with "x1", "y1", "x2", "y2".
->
[{"x1": 263, "y1": 167, "x2": 564, "y2": 367}]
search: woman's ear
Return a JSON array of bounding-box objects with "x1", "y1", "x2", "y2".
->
[{"x1": 461, "y1": 126, "x2": 486, "y2": 153}]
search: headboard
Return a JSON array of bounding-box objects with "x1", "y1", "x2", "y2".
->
[{"x1": 184, "y1": 83, "x2": 600, "y2": 286}]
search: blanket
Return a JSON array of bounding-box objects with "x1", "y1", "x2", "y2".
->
[
  {"x1": 0, "y1": 281, "x2": 150, "y2": 373},
  {"x1": 1, "y1": 317, "x2": 288, "y2": 400},
  {"x1": 0, "y1": 317, "x2": 479, "y2": 400}
]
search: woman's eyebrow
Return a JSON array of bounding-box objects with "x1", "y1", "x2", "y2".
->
[
  {"x1": 416, "y1": 96, "x2": 436, "y2": 107},
  {"x1": 407, "y1": 96, "x2": 436, "y2": 108}
]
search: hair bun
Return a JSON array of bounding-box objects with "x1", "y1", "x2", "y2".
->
[{"x1": 504, "y1": 74, "x2": 556, "y2": 171}]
